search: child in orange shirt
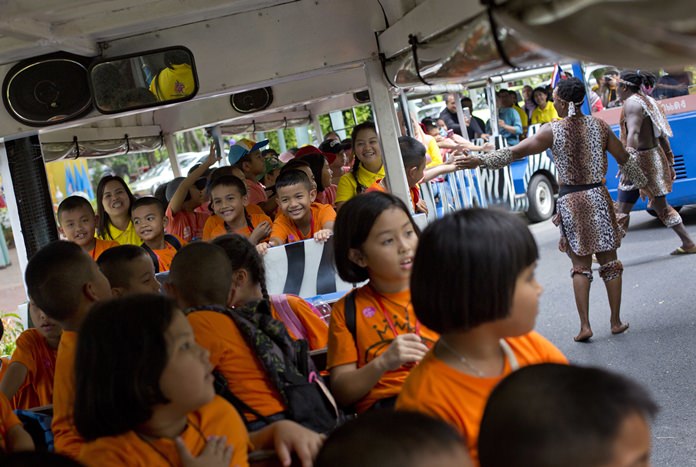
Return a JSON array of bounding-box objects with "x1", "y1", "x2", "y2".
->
[
  {"x1": 96, "y1": 245, "x2": 161, "y2": 296},
  {"x1": 395, "y1": 209, "x2": 568, "y2": 463},
  {"x1": 0, "y1": 300, "x2": 61, "y2": 409},
  {"x1": 166, "y1": 243, "x2": 324, "y2": 461},
  {"x1": 478, "y1": 364, "x2": 657, "y2": 467},
  {"x1": 57, "y1": 196, "x2": 118, "y2": 260},
  {"x1": 131, "y1": 197, "x2": 186, "y2": 273},
  {"x1": 202, "y1": 176, "x2": 272, "y2": 243},
  {"x1": 260, "y1": 170, "x2": 335, "y2": 252},
  {"x1": 327, "y1": 192, "x2": 438, "y2": 413},
  {"x1": 0, "y1": 391, "x2": 34, "y2": 452},
  {"x1": 24, "y1": 240, "x2": 112, "y2": 458},
  {"x1": 212, "y1": 234, "x2": 328, "y2": 350}
]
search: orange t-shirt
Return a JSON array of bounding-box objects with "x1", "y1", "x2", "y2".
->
[
  {"x1": 270, "y1": 202, "x2": 336, "y2": 244},
  {"x1": 9, "y1": 328, "x2": 58, "y2": 409},
  {"x1": 145, "y1": 235, "x2": 186, "y2": 273},
  {"x1": 366, "y1": 180, "x2": 420, "y2": 212},
  {"x1": 0, "y1": 357, "x2": 10, "y2": 382},
  {"x1": 78, "y1": 396, "x2": 250, "y2": 467},
  {"x1": 165, "y1": 205, "x2": 209, "y2": 242},
  {"x1": 187, "y1": 310, "x2": 285, "y2": 421},
  {"x1": 270, "y1": 295, "x2": 328, "y2": 350},
  {"x1": 53, "y1": 330, "x2": 83, "y2": 457},
  {"x1": 202, "y1": 211, "x2": 272, "y2": 242},
  {"x1": 327, "y1": 286, "x2": 439, "y2": 413},
  {"x1": 88, "y1": 238, "x2": 119, "y2": 261},
  {"x1": 396, "y1": 332, "x2": 568, "y2": 463},
  {"x1": 0, "y1": 392, "x2": 21, "y2": 452}
]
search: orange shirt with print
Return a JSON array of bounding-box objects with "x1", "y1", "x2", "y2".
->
[
  {"x1": 89, "y1": 238, "x2": 119, "y2": 261},
  {"x1": 202, "y1": 211, "x2": 272, "y2": 242},
  {"x1": 396, "y1": 331, "x2": 567, "y2": 463},
  {"x1": 187, "y1": 310, "x2": 285, "y2": 421},
  {"x1": 165, "y1": 205, "x2": 209, "y2": 242},
  {"x1": 146, "y1": 235, "x2": 186, "y2": 273},
  {"x1": 327, "y1": 286, "x2": 439, "y2": 413},
  {"x1": 270, "y1": 202, "x2": 336, "y2": 245},
  {"x1": 0, "y1": 392, "x2": 21, "y2": 452},
  {"x1": 78, "y1": 396, "x2": 250, "y2": 467},
  {"x1": 270, "y1": 295, "x2": 328, "y2": 350},
  {"x1": 9, "y1": 328, "x2": 58, "y2": 409},
  {"x1": 53, "y1": 330, "x2": 83, "y2": 457}
]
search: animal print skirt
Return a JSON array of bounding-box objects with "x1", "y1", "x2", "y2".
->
[
  {"x1": 618, "y1": 146, "x2": 673, "y2": 198},
  {"x1": 553, "y1": 186, "x2": 624, "y2": 256}
]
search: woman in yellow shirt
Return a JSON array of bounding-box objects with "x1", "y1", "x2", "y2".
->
[
  {"x1": 335, "y1": 122, "x2": 385, "y2": 210},
  {"x1": 531, "y1": 87, "x2": 560, "y2": 124},
  {"x1": 96, "y1": 175, "x2": 140, "y2": 245}
]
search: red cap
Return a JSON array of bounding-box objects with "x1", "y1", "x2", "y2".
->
[{"x1": 295, "y1": 145, "x2": 336, "y2": 164}]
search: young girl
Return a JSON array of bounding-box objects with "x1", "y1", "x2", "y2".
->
[
  {"x1": 96, "y1": 175, "x2": 139, "y2": 245},
  {"x1": 300, "y1": 153, "x2": 336, "y2": 207},
  {"x1": 202, "y1": 176, "x2": 272, "y2": 244},
  {"x1": 334, "y1": 122, "x2": 385, "y2": 210},
  {"x1": 395, "y1": 209, "x2": 568, "y2": 463},
  {"x1": 0, "y1": 300, "x2": 61, "y2": 409},
  {"x1": 327, "y1": 192, "x2": 438, "y2": 413},
  {"x1": 212, "y1": 234, "x2": 328, "y2": 350},
  {"x1": 75, "y1": 294, "x2": 324, "y2": 467}
]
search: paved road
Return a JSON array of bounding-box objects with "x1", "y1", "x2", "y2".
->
[{"x1": 529, "y1": 206, "x2": 696, "y2": 466}]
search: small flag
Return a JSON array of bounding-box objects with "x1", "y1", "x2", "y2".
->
[{"x1": 551, "y1": 64, "x2": 564, "y2": 89}]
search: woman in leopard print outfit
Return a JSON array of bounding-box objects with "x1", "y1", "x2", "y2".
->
[{"x1": 460, "y1": 78, "x2": 647, "y2": 342}]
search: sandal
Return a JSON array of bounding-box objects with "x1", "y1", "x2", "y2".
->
[{"x1": 670, "y1": 246, "x2": 696, "y2": 255}]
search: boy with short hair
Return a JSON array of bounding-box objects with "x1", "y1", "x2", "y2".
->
[
  {"x1": 229, "y1": 138, "x2": 278, "y2": 215},
  {"x1": 478, "y1": 363, "x2": 657, "y2": 467},
  {"x1": 96, "y1": 245, "x2": 161, "y2": 296},
  {"x1": 25, "y1": 240, "x2": 112, "y2": 458},
  {"x1": 166, "y1": 146, "x2": 217, "y2": 242},
  {"x1": 57, "y1": 196, "x2": 118, "y2": 261},
  {"x1": 262, "y1": 170, "x2": 335, "y2": 250},
  {"x1": 131, "y1": 197, "x2": 186, "y2": 273}
]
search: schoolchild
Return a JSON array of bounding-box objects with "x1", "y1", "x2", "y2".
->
[
  {"x1": 96, "y1": 245, "x2": 161, "y2": 296},
  {"x1": 24, "y1": 241, "x2": 112, "y2": 457},
  {"x1": 259, "y1": 154, "x2": 284, "y2": 190},
  {"x1": 229, "y1": 139, "x2": 278, "y2": 216},
  {"x1": 165, "y1": 146, "x2": 217, "y2": 242},
  {"x1": 57, "y1": 196, "x2": 118, "y2": 260},
  {"x1": 0, "y1": 300, "x2": 61, "y2": 409},
  {"x1": 260, "y1": 171, "x2": 335, "y2": 251},
  {"x1": 212, "y1": 234, "x2": 328, "y2": 350},
  {"x1": 208, "y1": 166, "x2": 267, "y2": 217},
  {"x1": 131, "y1": 197, "x2": 186, "y2": 273},
  {"x1": 315, "y1": 410, "x2": 472, "y2": 467},
  {"x1": 201, "y1": 176, "x2": 272, "y2": 244},
  {"x1": 327, "y1": 192, "x2": 438, "y2": 413},
  {"x1": 0, "y1": 391, "x2": 34, "y2": 452},
  {"x1": 167, "y1": 243, "x2": 326, "y2": 456},
  {"x1": 75, "y1": 294, "x2": 320, "y2": 467},
  {"x1": 95, "y1": 175, "x2": 139, "y2": 245},
  {"x1": 395, "y1": 208, "x2": 567, "y2": 463},
  {"x1": 478, "y1": 364, "x2": 657, "y2": 467},
  {"x1": 335, "y1": 122, "x2": 385, "y2": 210},
  {"x1": 296, "y1": 149, "x2": 337, "y2": 207}
]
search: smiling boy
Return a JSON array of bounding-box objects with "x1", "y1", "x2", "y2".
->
[
  {"x1": 261, "y1": 170, "x2": 335, "y2": 251},
  {"x1": 58, "y1": 196, "x2": 118, "y2": 261},
  {"x1": 131, "y1": 197, "x2": 186, "y2": 273}
]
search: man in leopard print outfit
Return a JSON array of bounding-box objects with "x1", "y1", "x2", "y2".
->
[
  {"x1": 615, "y1": 70, "x2": 696, "y2": 255},
  {"x1": 460, "y1": 78, "x2": 647, "y2": 342}
]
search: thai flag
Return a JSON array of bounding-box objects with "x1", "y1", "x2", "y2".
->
[{"x1": 551, "y1": 64, "x2": 564, "y2": 89}]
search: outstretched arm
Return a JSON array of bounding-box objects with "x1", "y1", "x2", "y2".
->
[
  {"x1": 458, "y1": 123, "x2": 553, "y2": 169},
  {"x1": 169, "y1": 146, "x2": 218, "y2": 214}
]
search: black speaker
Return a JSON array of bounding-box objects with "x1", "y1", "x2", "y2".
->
[
  {"x1": 353, "y1": 90, "x2": 370, "y2": 103},
  {"x1": 230, "y1": 87, "x2": 273, "y2": 114},
  {"x1": 2, "y1": 52, "x2": 93, "y2": 127}
]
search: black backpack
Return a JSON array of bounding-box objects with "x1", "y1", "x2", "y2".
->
[
  {"x1": 141, "y1": 234, "x2": 182, "y2": 273},
  {"x1": 187, "y1": 301, "x2": 340, "y2": 433}
]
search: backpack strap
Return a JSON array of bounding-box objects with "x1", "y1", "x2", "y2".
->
[
  {"x1": 212, "y1": 370, "x2": 273, "y2": 428},
  {"x1": 344, "y1": 289, "x2": 358, "y2": 346},
  {"x1": 140, "y1": 243, "x2": 160, "y2": 274},
  {"x1": 164, "y1": 234, "x2": 182, "y2": 250},
  {"x1": 270, "y1": 294, "x2": 307, "y2": 341}
]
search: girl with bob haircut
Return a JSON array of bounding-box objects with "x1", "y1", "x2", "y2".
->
[
  {"x1": 75, "y1": 294, "x2": 323, "y2": 467},
  {"x1": 96, "y1": 175, "x2": 139, "y2": 245},
  {"x1": 396, "y1": 208, "x2": 568, "y2": 463},
  {"x1": 327, "y1": 192, "x2": 439, "y2": 413}
]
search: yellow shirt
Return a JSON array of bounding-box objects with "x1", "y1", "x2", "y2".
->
[
  {"x1": 424, "y1": 136, "x2": 443, "y2": 168},
  {"x1": 513, "y1": 105, "x2": 529, "y2": 131},
  {"x1": 336, "y1": 164, "x2": 386, "y2": 204},
  {"x1": 98, "y1": 221, "x2": 140, "y2": 246},
  {"x1": 531, "y1": 101, "x2": 559, "y2": 125}
]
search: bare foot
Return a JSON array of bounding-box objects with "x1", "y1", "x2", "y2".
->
[
  {"x1": 611, "y1": 322, "x2": 629, "y2": 335},
  {"x1": 574, "y1": 328, "x2": 593, "y2": 342}
]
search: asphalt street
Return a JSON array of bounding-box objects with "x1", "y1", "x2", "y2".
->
[{"x1": 529, "y1": 206, "x2": 696, "y2": 466}]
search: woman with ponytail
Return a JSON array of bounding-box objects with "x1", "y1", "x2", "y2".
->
[
  {"x1": 335, "y1": 122, "x2": 385, "y2": 210},
  {"x1": 615, "y1": 70, "x2": 696, "y2": 255}
]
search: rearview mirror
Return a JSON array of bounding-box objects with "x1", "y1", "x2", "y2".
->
[{"x1": 89, "y1": 46, "x2": 198, "y2": 114}]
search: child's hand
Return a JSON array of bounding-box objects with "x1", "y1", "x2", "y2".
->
[
  {"x1": 313, "y1": 229, "x2": 333, "y2": 243},
  {"x1": 249, "y1": 221, "x2": 272, "y2": 244},
  {"x1": 415, "y1": 199, "x2": 428, "y2": 214},
  {"x1": 482, "y1": 142, "x2": 495, "y2": 152},
  {"x1": 377, "y1": 334, "x2": 429, "y2": 372},
  {"x1": 270, "y1": 420, "x2": 325, "y2": 467},
  {"x1": 256, "y1": 242, "x2": 271, "y2": 256},
  {"x1": 176, "y1": 435, "x2": 233, "y2": 467},
  {"x1": 204, "y1": 144, "x2": 221, "y2": 168}
]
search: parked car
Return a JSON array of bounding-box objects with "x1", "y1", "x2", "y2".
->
[{"x1": 131, "y1": 150, "x2": 214, "y2": 196}]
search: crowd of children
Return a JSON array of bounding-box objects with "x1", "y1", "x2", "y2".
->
[{"x1": 0, "y1": 124, "x2": 659, "y2": 467}]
